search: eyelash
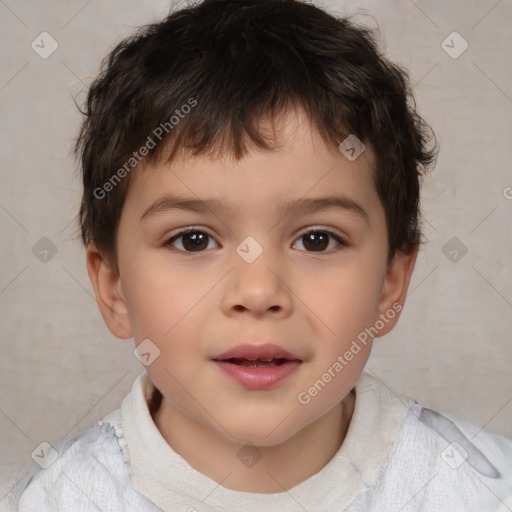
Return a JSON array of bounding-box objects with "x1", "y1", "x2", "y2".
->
[{"x1": 164, "y1": 227, "x2": 348, "y2": 255}]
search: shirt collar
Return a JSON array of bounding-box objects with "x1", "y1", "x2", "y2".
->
[{"x1": 116, "y1": 370, "x2": 414, "y2": 511}]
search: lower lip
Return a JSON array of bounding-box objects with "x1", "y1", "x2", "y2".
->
[{"x1": 214, "y1": 360, "x2": 301, "y2": 389}]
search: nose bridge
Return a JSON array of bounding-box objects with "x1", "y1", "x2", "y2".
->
[
  {"x1": 235, "y1": 236, "x2": 281, "y2": 291},
  {"x1": 223, "y1": 235, "x2": 292, "y2": 315}
]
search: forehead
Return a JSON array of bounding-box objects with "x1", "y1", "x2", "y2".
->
[{"x1": 123, "y1": 108, "x2": 381, "y2": 224}]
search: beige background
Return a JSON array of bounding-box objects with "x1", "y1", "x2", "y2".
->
[{"x1": 1, "y1": 0, "x2": 511, "y2": 503}]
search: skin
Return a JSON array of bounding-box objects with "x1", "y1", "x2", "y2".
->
[{"x1": 86, "y1": 107, "x2": 417, "y2": 493}]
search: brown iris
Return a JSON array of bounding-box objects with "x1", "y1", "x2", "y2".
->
[
  {"x1": 302, "y1": 232, "x2": 329, "y2": 252},
  {"x1": 181, "y1": 231, "x2": 209, "y2": 251}
]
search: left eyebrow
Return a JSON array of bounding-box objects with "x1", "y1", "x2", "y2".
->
[
  {"x1": 280, "y1": 196, "x2": 371, "y2": 226},
  {"x1": 140, "y1": 193, "x2": 371, "y2": 226}
]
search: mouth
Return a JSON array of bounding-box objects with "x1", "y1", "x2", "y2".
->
[{"x1": 212, "y1": 343, "x2": 302, "y2": 389}]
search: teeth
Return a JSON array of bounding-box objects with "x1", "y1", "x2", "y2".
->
[{"x1": 237, "y1": 358, "x2": 280, "y2": 367}]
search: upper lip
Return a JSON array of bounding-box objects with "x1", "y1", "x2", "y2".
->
[{"x1": 212, "y1": 343, "x2": 301, "y2": 361}]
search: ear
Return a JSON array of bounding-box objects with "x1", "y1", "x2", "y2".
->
[
  {"x1": 375, "y1": 247, "x2": 418, "y2": 337},
  {"x1": 86, "y1": 243, "x2": 133, "y2": 339}
]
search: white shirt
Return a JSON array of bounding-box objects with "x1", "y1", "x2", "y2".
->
[{"x1": 12, "y1": 371, "x2": 512, "y2": 511}]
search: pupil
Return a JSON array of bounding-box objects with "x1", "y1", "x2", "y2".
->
[
  {"x1": 304, "y1": 232, "x2": 327, "y2": 251},
  {"x1": 184, "y1": 232, "x2": 207, "y2": 251}
]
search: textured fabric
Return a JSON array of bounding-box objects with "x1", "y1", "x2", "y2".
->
[
  {"x1": 347, "y1": 404, "x2": 512, "y2": 511},
  {"x1": 11, "y1": 421, "x2": 161, "y2": 512},
  {"x1": 12, "y1": 371, "x2": 512, "y2": 511}
]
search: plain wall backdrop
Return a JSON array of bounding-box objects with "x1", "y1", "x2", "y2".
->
[{"x1": 1, "y1": 0, "x2": 511, "y2": 502}]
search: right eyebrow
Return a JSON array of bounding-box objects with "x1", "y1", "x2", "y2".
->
[{"x1": 140, "y1": 194, "x2": 236, "y2": 222}]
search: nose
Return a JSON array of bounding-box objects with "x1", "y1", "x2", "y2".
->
[{"x1": 221, "y1": 247, "x2": 293, "y2": 318}]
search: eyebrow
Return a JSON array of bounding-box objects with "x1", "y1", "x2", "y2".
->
[{"x1": 140, "y1": 194, "x2": 371, "y2": 226}]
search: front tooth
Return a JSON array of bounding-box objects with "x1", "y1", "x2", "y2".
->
[{"x1": 260, "y1": 358, "x2": 273, "y2": 362}]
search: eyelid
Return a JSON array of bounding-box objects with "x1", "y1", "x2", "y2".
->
[
  {"x1": 296, "y1": 225, "x2": 347, "y2": 239},
  {"x1": 295, "y1": 226, "x2": 349, "y2": 244},
  {"x1": 166, "y1": 226, "x2": 215, "y2": 239}
]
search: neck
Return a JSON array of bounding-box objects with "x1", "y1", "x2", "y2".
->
[{"x1": 152, "y1": 390, "x2": 356, "y2": 493}]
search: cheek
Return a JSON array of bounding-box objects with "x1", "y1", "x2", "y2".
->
[
  {"x1": 119, "y1": 257, "x2": 191, "y2": 340},
  {"x1": 303, "y1": 260, "x2": 385, "y2": 341}
]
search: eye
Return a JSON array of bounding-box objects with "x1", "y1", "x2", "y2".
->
[
  {"x1": 165, "y1": 229, "x2": 219, "y2": 253},
  {"x1": 293, "y1": 228, "x2": 347, "y2": 253},
  {"x1": 164, "y1": 227, "x2": 347, "y2": 254}
]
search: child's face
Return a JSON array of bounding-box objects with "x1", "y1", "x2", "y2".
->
[{"x1": 88, "y1": 108, "x2": 415, "y2": 446}]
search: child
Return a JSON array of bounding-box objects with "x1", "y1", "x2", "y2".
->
[{"x1": 12, "y1": 0, "x2": 512, "y2": 510}]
